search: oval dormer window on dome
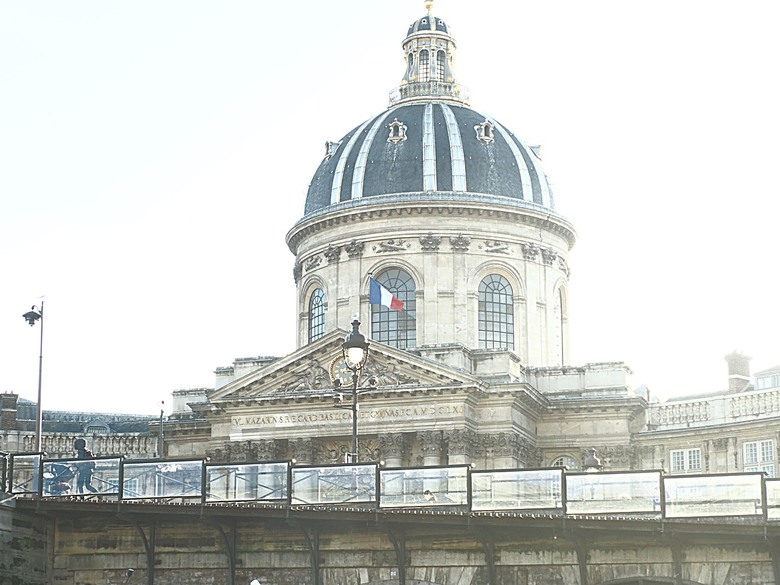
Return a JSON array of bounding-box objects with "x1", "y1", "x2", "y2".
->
[
  {"x1": 388, "y1": 118, "x2": 408, "y2": 144},
  {"x1": 475, "y1": 120, "x2": 495, "y2": 144}
]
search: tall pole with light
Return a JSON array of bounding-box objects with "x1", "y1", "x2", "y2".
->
[
  {"x1": 22, "y1": 301, "x2": 44, "y2": 453},
  {"x1": 340, "y1": 318, "x2": 369, "y2": 463}
]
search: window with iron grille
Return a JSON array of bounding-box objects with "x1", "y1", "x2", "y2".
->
[
  {"x1": 478, "y1": 274, "x2": 514, "y2": 349},
  {"x1": 370, "y1": 269, "x2": 416, "y2": 349},
  {"x1": 308, "y1": 288, "x2": 325, "y2": 343}
]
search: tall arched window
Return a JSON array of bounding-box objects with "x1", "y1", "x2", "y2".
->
[
  {"x1": 553, "y1": 289, "x2": 564, "y2": 365},
  {"x1": 419, "y1": 50, "x2": 430, "y2": 82},
  {"x1": 371, "y1": 269, "x2": 416, "y2": 349},
  {"x1": 308, "y1": 288, "x2": 325, "y2": 343},
  {"x1": 436, "y1": 50, "x2": 446, "y2": 82},
  {"x1": 478, "y1": 274, "x2": 514, "y2": 349}
]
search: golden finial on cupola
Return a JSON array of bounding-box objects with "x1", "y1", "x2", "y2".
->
[{"x1": 424, "y1": 0, "x2": 434, "y2": 16}]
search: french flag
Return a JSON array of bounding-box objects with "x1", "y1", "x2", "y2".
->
[{"x1": 369, "y1": 278, "x2": 404, "y2": 311}]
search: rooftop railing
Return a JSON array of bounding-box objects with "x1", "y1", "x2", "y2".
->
[{"x1": 4, "y1": 453, "x2": 778, "y2": 521}]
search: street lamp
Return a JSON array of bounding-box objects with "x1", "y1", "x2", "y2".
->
[
  {"x1": 338, "y1": 318, "x2": 370, "y2": 463},
  {"x1": 22, "y1": 302, "x2": 44, "y2": 453}
]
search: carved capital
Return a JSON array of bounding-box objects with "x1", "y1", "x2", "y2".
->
[
  {"x1": 541, "y1": 247, "x2": 558, "y2": 266},
  {"x1": 445, "y1": 429, "x2": 478, "y2": 457},
  {"x1": 345, "y1": 239, "x2": 364, "y2": 259},
  {"x1": 419, "y1": 430, "x2": 443, "y2": 456},
  {"x1": 290, "y1": 437, "x2": 316, "y2": 463},
  {"x1": 379, "y1": 433, "x2": 410, "y2": 460},
  {"x1": 324, "y1": 245, "x2": 342, "y2": 263},
  {"x1": 449, "y1": 234, "x2": 471, "y2": 252},
  {"x1": 520, "y1": 242, "x2": 539, "y2": 260},
  {"x1": 419, "y1": 233, "x2": 442, "y2": 252}
]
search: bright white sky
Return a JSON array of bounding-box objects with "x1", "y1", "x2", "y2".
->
[{"x1": 1, "y1": 1, "x2": 778, "y2": 415}]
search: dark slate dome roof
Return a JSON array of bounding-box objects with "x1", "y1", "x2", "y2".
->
[
  {"x1": 302, "y1": 3, "x2": 556, "y2": 220},
  {"x1": 407, "y1": 14, "x2": 449, "y2": 35},
  {"x1": 304, "y1": 102, "x2": 555, "y2": 216}
]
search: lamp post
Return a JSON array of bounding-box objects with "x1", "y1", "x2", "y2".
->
[
  {"x1": 22, "y1": 302, "x2": 44, "y2": 453},
  {"x1": 340, "y1": 318, "x2": 369, "y2": 463}
]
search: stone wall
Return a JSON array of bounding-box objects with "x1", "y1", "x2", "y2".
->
[
  {"x1": 13, "y1": 503, "x2": 779, "y2": 585},
  {"x1": 0, "y1": 502, "x2": 49, "y2": 585}
]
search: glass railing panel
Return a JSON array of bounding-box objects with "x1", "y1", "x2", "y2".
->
[
  {"x1": 471, "y1": 468, "x2": 563, "y2": 511},
  {"x1": 566, "y1": 471, "x2": 661, "y2": 514},
  {"x1": 291, "y1": 464, "x2": 376, "y2": 505},
  {"x1": 766, "y1": 479, "x2": 780, "y2": 520},
  {"x1": 9, "y1": 454, "x2": 41, "y2": 496},
  {"x1": 206, "y1": 462, "x2": 289, "y2": 503},
  {"x1": 379, "y1": 466, "x2": 469, "y2": 508},
  {"x1": 121, "y1": 459, "x2": 204, "y2": 501},
  {"x1": 664, "y1": 473, "x2": 764, "y2": 517},
  {"x1": 42, "y1": 457, "x2": 122, "y2": 497}
]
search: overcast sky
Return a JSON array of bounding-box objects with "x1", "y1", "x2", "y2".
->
[{"x1": 1, "y1": 0, "x2": 778, "y2": 415}]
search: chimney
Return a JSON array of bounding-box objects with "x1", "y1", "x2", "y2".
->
[
  {"x1": 1, "y1": 393, "x2": 19, "y2": 430},
  {"x1": 725, "y1": 351, "x2": 751, "y2": 393}
]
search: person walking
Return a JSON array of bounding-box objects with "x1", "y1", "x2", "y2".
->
[{"x1": 74, "y1": 438, "x2": 98, "y2": 494}]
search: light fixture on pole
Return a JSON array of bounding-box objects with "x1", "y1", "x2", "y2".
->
[
  {"x1": 340, "y1": 318, "x2": 369, "y2": 463},
  {"x1": 22, "y1": 302, "x2": 44, "y2": 453},
  {"x1": 583, "y1": 447, "x2": 603, "y2": 473}
]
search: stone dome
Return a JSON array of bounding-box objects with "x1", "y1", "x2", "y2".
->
[
  {"x1": 302, "y1": 2, "x2": 555, "y2": 220},
  {"x1": 304, "y1": 103, "x2": 555, "y2": 217}
]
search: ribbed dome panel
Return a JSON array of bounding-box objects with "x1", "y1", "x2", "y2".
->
[{"x1": 303, "y1": 102, "x2": 555, "y2": 217}]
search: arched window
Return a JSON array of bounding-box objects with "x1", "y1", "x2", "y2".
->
[
  {"x1": 478, "y1": 274, "x2": 514, "y2": 349},
  {"x1": 419, "y1": 50, "x2": 430, "y2": 82},
  {"x1": 553, "y1": 289, "x2": 564, "y2": 365},
  {"x1": 371, "y1": 269, "x2": 416, "y2": 349},
  {"x1": 308, "y1": 288, "x2": 325, "y2": 343},
  {"x1": 552, "y1": 455, "x2": 579, "y2": 470},
  {"x1": 436, "y1": 50, "x2": 446, "y2": 82}
]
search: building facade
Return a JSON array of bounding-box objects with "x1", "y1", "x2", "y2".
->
[{"x1": 2, "y1": 3, "x2": 780, "y2": 584}]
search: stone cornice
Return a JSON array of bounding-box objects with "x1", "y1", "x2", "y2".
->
[{"x1": 286, "y1": 194, "x2": 577, "y2": 254}]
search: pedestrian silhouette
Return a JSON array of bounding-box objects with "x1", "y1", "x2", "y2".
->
[{"x1": 74, "y1": 438, "x2": 98, "y2": 493}]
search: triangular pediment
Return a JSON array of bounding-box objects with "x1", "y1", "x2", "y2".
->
[{"x1": 208, "y1": 330, "x2": 482, "y2": 405}]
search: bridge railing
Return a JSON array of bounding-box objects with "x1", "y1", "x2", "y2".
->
[
  {"x1": 471, "y1": 468, "x2": 563, "y2": 512},
  {"x1": 379, "y1": 465, "x2": 469, "y2": 507},
  {"x1": 205, "y1": 460, "x2": 289, "y2": 503},
  {"x1": 5, "y1": 453, "x2": 780, "y2": 521},
  {"x1": 121, "y1": 458, "x2": 204, "y2": 502},
  {"x1": 291, "y1": 463, "x2": 377, "y2": 505},
  {"x1": 565, "y1": 470, "x2": 662, "y2": 515},
  {"x1": 663, "y1": 472, "x2": 764, "y2": 518}
]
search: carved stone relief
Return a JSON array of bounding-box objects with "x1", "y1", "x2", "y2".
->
[
  {"x1": 541, "y1": 248, "x2": 558, "y2": 266},
  {"x1": 480, "y1": 240, "x2": 511, "y2": 255},
  {"x1": 276, "y1": 360, "x2": 331, "y2": 393},
  {"x1": 520, "y1": 242, "x2": 539, "y2": 260},
  {"x1": 303, "y1": 255, "x2": 322, "y2": 272},
  {"x1": 324, "y1": 245, "x2": 342, "y2": 263},
  {"x1": 373, "y1": 239, "x2": 410, "y2": 253},
  {"x1": 449, "y1": 234, "x2": 471, "y2": 252},
  {"x1": 363, "y1": 359, "x2": 419, "y2": 387},
  {"x1": 345, "y1": 239, "x2": 364, "y2": 259},
  {"x1": 419, "y1": 233, "x2": 442, "y2": 252},
  {"x1": 446, "y1": 429, "x2": 478, "y2": 458}
]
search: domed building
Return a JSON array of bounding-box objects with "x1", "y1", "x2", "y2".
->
[{"x1": 162, "y1": 2, "x2": 636, "y2": 471}]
